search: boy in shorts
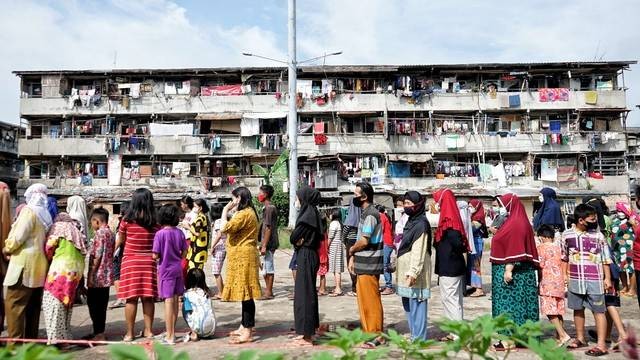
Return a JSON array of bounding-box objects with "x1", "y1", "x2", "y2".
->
[{"x1": 561, "y1": 204, "x2": 612, "y2": 357}]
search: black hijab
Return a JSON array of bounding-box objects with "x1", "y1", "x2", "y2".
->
[
  {"x1": 295, "y1": 187, "x2": 322, "y2": 230},
  {"x1": 582, "y1": 196, "x2": 607, "y2": 233},
  {"x1": 398, "y1": 191, "x2": 431, "y2": 257}
]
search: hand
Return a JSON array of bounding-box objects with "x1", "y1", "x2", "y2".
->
[
  {"x1": 503, "y1": 270, "x2": 513, "y2": 284},
  {"x1": 348, "y1": 256, "x2": 355, "y2": 275},
  {"x1": 604, "y1": 277, "x2": 612, "y2": 290},
  {"x1": 260, "y1": 246, "x2": 267, "y2": 256},
  {"x1": 564, "y1": 274, "x2": 569, "y2": 286},
  {"x1": 296, "y1": 238, "x2": 304, "y2": 247},
  {"x1": 87, "y1": 277, "x2": 95, "y2": 288},
  {"x1": 630, "y1": 217, "x2": 638, "y2": 227},
  {"x1": 489, "y1": 226, "x2": 498, "y2": 234},
  {"x1": 406, "y1": 275, "x2": 416, "y2": 287},
  {"x1": 225, "y1": 199, "x2": 238, "y2": 211}
]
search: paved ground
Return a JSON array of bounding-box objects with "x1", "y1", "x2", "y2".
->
[{"x1": 8, "y1": 249, "x2": 639, "y2": 359}]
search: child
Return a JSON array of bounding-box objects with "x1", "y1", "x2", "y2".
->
[
  {"x1": 152, "y1": 204, "x2": 188, "y2": 345},
  {"x1": 109, "y1": 201, "x2": 129, "y2": 309},
  {"x1": 182, "y1": 268, "x2": 216, "y2": 342},
  {"x1": 209, "y1": 203, "x2": 227, "y2": 299},
  {"x1": 85, "y1": 207, "x2": 115, "y2": 341},
  {"x1": 536, "y1": 224, "x2": 570, "y2": 346},
  {"x1": 562, "y1": 204, "x2": 612, "y2": 357}
]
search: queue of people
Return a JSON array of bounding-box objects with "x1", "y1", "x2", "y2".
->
[{"x1": 0, "y1": 181, "x2": 637, "y2": 358}]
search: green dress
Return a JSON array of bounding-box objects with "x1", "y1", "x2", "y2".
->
[{"x1": 491, "y1": 262, "x2": 539, "y2": 327}]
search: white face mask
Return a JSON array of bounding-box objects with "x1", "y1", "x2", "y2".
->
[
  {"x1": 538, "y1": 194, "x2": 544, "y2": 203},
  {"x1": 469, "y1": 206, "x2": 476, "y2": 213},
  {"x1": 617, "y1": 212, "x2": 627, "y2": 220},
  {"x1": 295, "y1": 199, "x2": 301, "y2": 210}
]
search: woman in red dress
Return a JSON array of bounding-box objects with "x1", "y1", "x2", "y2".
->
[{"x1": 116, "y1": 188, "x2": 159, "y2": 341}]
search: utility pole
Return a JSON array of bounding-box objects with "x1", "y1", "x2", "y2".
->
[{"x1": 287, "y1": 0, "x2": 298, "y2": 227}]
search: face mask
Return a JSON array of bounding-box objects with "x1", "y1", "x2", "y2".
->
[
  {"x1": 469, "y1": 206, "x2": 476, "y2": 213},
  {"x1": 353, "y1": 196, "x2": 364, "y2": 207},
  {"x1": 257, "y1": 194, "x2": 267, "y2": 203},
  {"x1": 498, "y1": 207, "x2": 507, "y2": 216},
  {"x1": 294, "y1": 199, "x2": 301, "y2": 210},
  {"x1": 585, "y1": 220, "x2": 598, "y2": 231},
  {"x1": 538, "y1": 194, "x2": 544, "y2": 203},
  {"x1": 434, "y1": 203, "x2": 440, "y2": 212},
  {"x1": 617, "y1": 212, "x2": 626, "y2": 220},
  {"x1": 492, "y1": 206, "x2": 500, "y2": 214},
  {"x1": 404, "y1": 205, "x2": 418, "y2": 216}
]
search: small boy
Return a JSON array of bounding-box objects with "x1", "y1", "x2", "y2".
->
[
  {"x1": 85, "y1": 207, "x2": 115, "y2": 341},
  {"x1": 561, "y1": 204, "x2": 612, "y2": 357}
]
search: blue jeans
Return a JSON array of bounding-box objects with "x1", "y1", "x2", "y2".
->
[
  {"x1": 402, "y1": 297, "x2": 428, "y2": 340},
  {"x1": 383, "y1": 245, "x2": 394, "y2": 289}
]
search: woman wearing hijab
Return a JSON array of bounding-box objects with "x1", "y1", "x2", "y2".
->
[
  {"x1": 468, "y1": 199, "x2": 488, "y2": 297},
  {"x1": 433, "y1": 188, "x2": 470, "y2": 341},
  {"x1": 42, "y1": 213, "x2": 87, "y2": 344},
  {"x1": 47, "y1": 196, "x2": 59, "y2": 221},
  {"x1": 3, "y1": 183, "x2": 52, "y2": 340},
  {"x1": 0, "y1": 184, "x2": 11, "y2": 334},
  {"x1": 67, "y1": 195, "x2": 89, "y2": 239},
  {"x1": 290, "y1": 187, "x2": 323, "y2": 346},
  {"x1": 532, "y1": 188, "x2": 565, "y2": 233},
  {"x1": 341, "y1": 197, "x2": 361, "y2": 296},
  {"x1": 490, "y1": 193, "x2": 539, "y2": 349},
  {"x1": 395, "y1": 191, "x2": 432, "y2": 341}
]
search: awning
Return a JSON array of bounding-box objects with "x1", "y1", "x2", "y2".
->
[
  {"x1": 195, "y1": 113, "x2": 242, "y2": 120},
  {"x1": 387, "y1": 154, "x2": 432, "y2": 162},
  {"x1": 242, "y1": 112, "x2": 287, "y2": 119}
]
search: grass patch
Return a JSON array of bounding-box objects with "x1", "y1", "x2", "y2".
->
[{"x1": 278, "y1": 227, "x2": 293, "y2": 249}]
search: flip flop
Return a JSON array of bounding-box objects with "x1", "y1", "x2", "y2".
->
[
  {"x1": 136, "y1": 331, "x2": 155, "y2": 340},
  {"x1": 346, "y1": 291, "x2": 357, "y2": 297},
  {"x1": 361, "y1": 338, "x2": 384, "y2": 349},
  {"x1": 317, "y1": 291, "x2": 328, "y2": 296},
  {"x1": 328, "y1": 292, "x2": 343, "y2": 297},
  {"x1": 492, "y1": 340, "x2": 516, "y2": 351},
  {"x1": 567, "y1": 338, "x2": 588, "y2": 349},
  {"x1": 585, "y1": 347, "x2": 608, "y2": 357},
  {"x1": 122, "y1": 335, "x2": 134, "y2": 342}
]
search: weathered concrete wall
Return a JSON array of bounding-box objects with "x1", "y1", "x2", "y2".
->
[{"x1": 20, "y1": 90, "x2": 627, "y2": 116}]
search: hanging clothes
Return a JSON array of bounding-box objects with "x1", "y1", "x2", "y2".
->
[{"x1": 240, "y1": 118, "x2": 260, "y2": 137}]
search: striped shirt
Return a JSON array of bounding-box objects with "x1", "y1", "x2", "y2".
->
[
  {"x1": 561, "y1": 228, "x2": 611, "y2": 295},
  {"x1": 354, "y1": 206, "x2": 383, "y2": 275}
]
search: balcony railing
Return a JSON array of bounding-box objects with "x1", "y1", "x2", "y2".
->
[{"x1": 20, "y1": 90, "x2": 628, "y2": 116}]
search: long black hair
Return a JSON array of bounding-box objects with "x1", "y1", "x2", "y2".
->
[
  {"x1": 210, "y1": 203, "x2": 224, "y2": 222},
  {"x1": 185, "y1": 268, "x2": 211, "y2": 296},
  {"x1": 194, "y1": 198, "x2": 210, "y2": 214},
  {"x1": 124, "y1": 188, "x2": 157, "y2": 230},
  {"x1": 231, "y1": 186, "x2": 258, "y2": 218}
]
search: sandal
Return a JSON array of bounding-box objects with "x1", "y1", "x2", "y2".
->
[
  {"x1": 137, "y1": 331, "x2": 154, "y2": 340},
  {"x1": 492, "y1": 340, "x2": 516, "y2": 351},
  {"x1": 229, "y1": 335, "x2": 253, "y2": 344},
  {"x1": 558, "y1": 335, "x2": 572, "y2": 347},
  {"x1": 469, "y1": 290, "x2": 485, "y2": 297},
  {"x1": 346, "y1": 291, "x2": 357, "y2": 297},
  {"x1": 361, "y1": 338, "x2": 384, "y2": 349},
  {"x1": 122, "y1": 335, "x2": 134, "y2": 342},
  {"x1": 317, "y1": 291, "x2": 328, "y2": 296},
  {"x1": 439, "y1": 335, "x2": 455, "y2": 342},
  {"x1": 567, "y1": 338, "x2": 588, "y2": 349},
  {"x1": 328, "y1": 291, "x2": 343, "y2": 297},
  {"x1": 585, "y1": 347, "x2": 608, "y2": 357},
  {"x1": 161, "y1": 338, "x2": 175, "y2": 346}
]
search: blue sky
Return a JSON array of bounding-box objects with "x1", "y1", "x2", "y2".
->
[{"x1": 1, "y1": 0, "x2": 638, "y2": 124}]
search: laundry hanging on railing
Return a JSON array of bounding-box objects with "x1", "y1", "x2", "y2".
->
[
  {"x1": 240, "y1": 118, "x2": 260, "y2": 136},
  {"x1": 258, "y1": 134, "x2": 282, "y2": 150},
  {"x1": 445, "y1": 134, "x2": 466, "y2": 149},
  {"x1": 538, "y1": 88, "x2": 569, "y2": 102}
]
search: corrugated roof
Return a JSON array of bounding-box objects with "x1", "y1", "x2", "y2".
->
[{"x1": 13, "y1": 60, "x2": 636, "y2": 76}]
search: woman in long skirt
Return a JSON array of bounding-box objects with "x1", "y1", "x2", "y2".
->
[{"x1": 290, "y1": 187, "x2": 324, "y2": 346}]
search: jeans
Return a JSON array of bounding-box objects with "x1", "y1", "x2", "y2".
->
[
  {"x1": 383, "y1": 245, "x2": 394, "y2": 289},
  {"x1": 402, "y1": 297, "x2": 428, "y2": 340}
]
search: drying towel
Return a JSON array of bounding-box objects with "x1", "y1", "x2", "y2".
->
[
  {"x1": 313, "y1": 122, "x2": 325, "y2": 134},
  {"x1": 509, "y1": 94, "x2": 521, "y2": 108},
  {"x1": 585, "y1": 91, "x2": 598, "y2": 105}
]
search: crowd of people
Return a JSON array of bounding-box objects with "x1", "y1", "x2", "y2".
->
[{"x1": 0, "y1": 181, "x2": 638, "y2": 357}]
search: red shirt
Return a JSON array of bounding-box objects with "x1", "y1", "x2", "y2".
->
[{"x1": 380, "y1": 213, "x2": 393, "y2": 247}]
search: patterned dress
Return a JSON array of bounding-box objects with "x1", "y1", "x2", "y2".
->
[
  {"x1": 221, "y1": 208, "x2": 262, "y2": 302},
  {"x1": 187, "y1": 212, "x2": 210, "y2": 270},
  {"x1": 610, "y1": 217, "x2": 635, "y2": 274},
  {"x1": 537, "y1": 242, "x2": 565, "y2": 316},
  {"x1": 491, "y1": 262, "x2": 539, "y2": 328}
]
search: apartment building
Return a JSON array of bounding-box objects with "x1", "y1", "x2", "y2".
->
[
  {"x1": 13, "y1": 61, "x2": 636, "y2": 213},
  {"x1": 0, "y1": 121, "x2": 22, "y2": 195}
]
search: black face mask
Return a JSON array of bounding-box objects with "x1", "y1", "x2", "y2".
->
[
  {"x1": 404, "y1": 205, "x2": 417, "y2": 216},
  {"x1": 585, "y1": 220, "x2": 598, "y2": 231},
  {"x1": 353, "y1": 196, "x2": 364, "y2": 208}
]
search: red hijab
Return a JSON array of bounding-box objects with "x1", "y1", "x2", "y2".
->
[
  {"x1": 469, "y1": 199, "x2": 486, "y2": 226},
  {"x1": 433, "y1": 188, "x2": 470, "y2": 251},
  {"x1": 489, "y1": 193, "x2": 539, "y2": 266}
]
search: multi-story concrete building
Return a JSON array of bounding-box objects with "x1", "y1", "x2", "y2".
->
[
  {"x1": 0, "y1": 121, "x2": 22, "y2": 195},
  {"x1": 13, "y1": 60, "x2": 636, "y2": 214}
]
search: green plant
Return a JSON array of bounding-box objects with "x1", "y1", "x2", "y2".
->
[
  {"x1": 0, "y1": 343, "x2": 70, "y2": 360},
  {"x1": 252, "y1": 149, "x2": 290, "y2": 227},
  {"x1": 508, "y1": 320, "x2": 548, "y2": 346},
  {"x1": 521, "y1": 338, "x2": 574, "y2": 360},
  {"x1": 321, "y1": 327, "x2": 379, "y2": 360},
  {"x1": 384, "y1": 329, "x2": 438, "y2": 360},
  {"x1": 108, "y1": 342, "x2": 190, "y2": 360},
  {"x1": 223, "y1": 350, "x2": 285, "y2": 360},
  {"x1": 438, "y1": 314, "x2": 514, "y2": 360}
]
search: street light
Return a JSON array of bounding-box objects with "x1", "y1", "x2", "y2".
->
[{"x1": 242, "y1": 0, "x2": 342, "y2": 227}]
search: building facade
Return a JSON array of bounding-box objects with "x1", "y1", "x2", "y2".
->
[{"x1": 13, "y1": 61, "x2": 637, "y2": 213}]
